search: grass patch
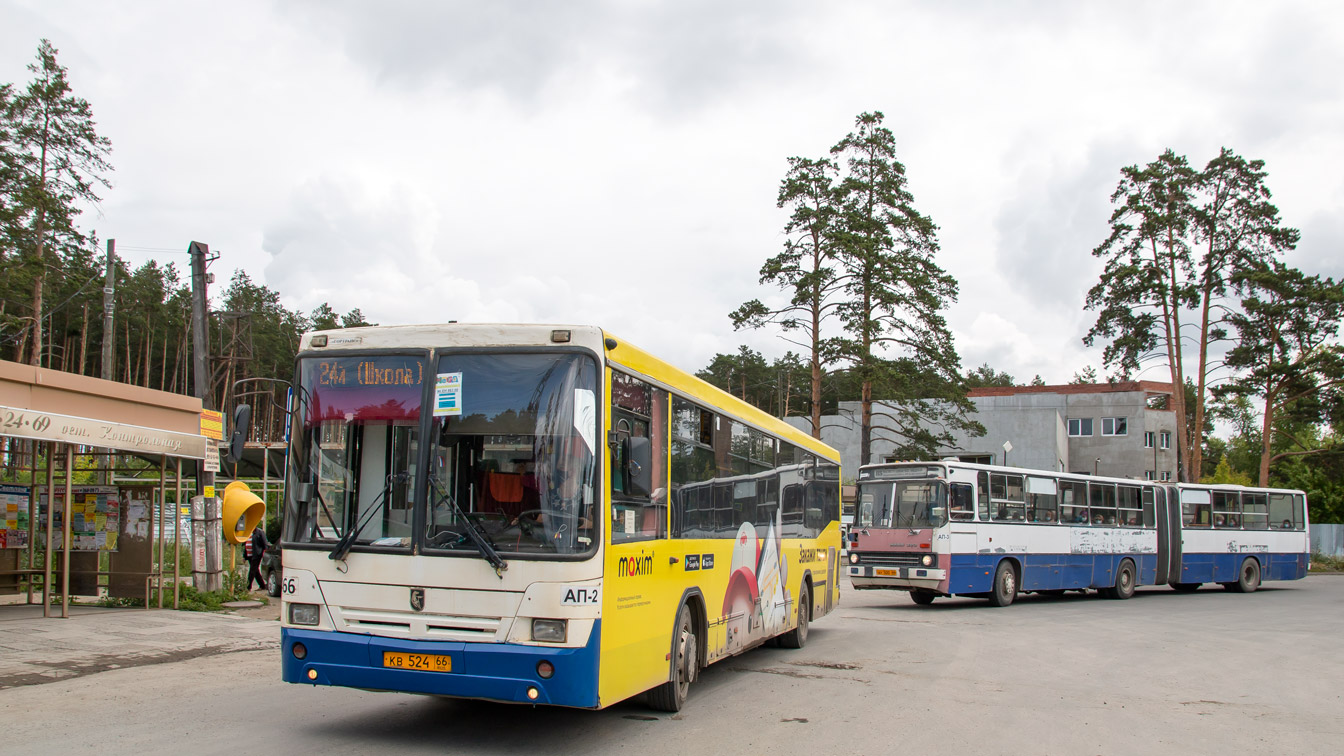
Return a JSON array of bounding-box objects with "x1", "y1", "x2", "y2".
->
[
  {"x1": 1311, "y1": 552, "x2": 1344, "y2": 572},
  {"x1": 81, "y1": 569, "x2": 259, "y2": 610}
]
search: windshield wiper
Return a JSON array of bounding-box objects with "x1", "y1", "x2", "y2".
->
[
  {"x1": 329, "y1": 472, "x2": 407, "y2": 561},
  {"x1": 426, "y1": 476, "x2": 508, "y2": 578}
]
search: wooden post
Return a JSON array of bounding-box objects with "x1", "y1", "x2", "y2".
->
[
  {"x1": 157, "y1": 455, "x2": 166, "y2": 609},
  {"x1": 174, "y1": 459, "x2": 182, "y2": 609},
  {"x1": 43, "y1": 443, "x2": 54, "y2": 618},
  {"x1": 62, "y1": 445, "x2": 72, "y2": 619}
]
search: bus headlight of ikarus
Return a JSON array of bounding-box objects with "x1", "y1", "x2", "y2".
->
[
  {"x1": 532, "y1": 619, "x2": 567, "y2": 643},
  {"x1": 290, "y1": 603, "x2": 320, "y2": 626},
  {"x1": 849, "y1": 552, "x2": 859, "y2": 565},
  {"x1": 921, "y1": 554, "x2": 935, "y2": 567}
]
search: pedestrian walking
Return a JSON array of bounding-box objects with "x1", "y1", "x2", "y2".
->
[{"x1": 245, "y1": 524, "x2": 268, "y2": 592}]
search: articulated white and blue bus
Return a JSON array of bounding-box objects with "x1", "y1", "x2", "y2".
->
[{"x1": 847, "y1": 461, "x2": 1309, "y2": 606}]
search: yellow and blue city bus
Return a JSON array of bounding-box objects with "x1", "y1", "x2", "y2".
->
[{"x1": 274, "y1": 324, "x2": 842, "y2": 710}]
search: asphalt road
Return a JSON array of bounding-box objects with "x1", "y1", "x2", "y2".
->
[{"x1": 4, "y1": 576, "x2": 1342, "y2": 755}]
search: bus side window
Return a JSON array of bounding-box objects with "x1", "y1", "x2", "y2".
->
[
  {"x1": 1183, "y1": 499, "x2": 1211, "y2": 527},
  {"x1": 977, "y1": 472, "x2": 990, "y2": 521},
  {"x1": 1268, "y1": 493, "x2": 1292, "y2": 530},
  {"x1": 950, "y1": 483, "x2": 974, "y2": 521},
  {"x1": 1059, "y1": 480, "x2": 1087, "y2": 524},
  {"x1": 610, "y1": 373, "x2": 667, "y2": 543}
]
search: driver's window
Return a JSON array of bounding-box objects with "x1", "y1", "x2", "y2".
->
[
  {"x1": 949, "y1": 483, "x2": 973, "y2": 520},
  {"x1": 610, "y1": 371, "x2": 667, "y2": 543}
]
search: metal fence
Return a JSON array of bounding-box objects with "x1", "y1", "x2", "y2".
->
[{"x1": 1310, "y1": 523, "x2": 1344, "y2": 557}]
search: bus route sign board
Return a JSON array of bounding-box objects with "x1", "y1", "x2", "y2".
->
[{"x1": 199, "y1": 410, "x2": 223, "y2": 440}]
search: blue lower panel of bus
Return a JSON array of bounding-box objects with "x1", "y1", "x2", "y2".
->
[
  {"x1": 948, "y1": 554, "x2": 1160, "y2": 594},
  {"x1": 1175, "y1": 553, "x2": 1308, "y2": 584},
  {"x1": 281, "y1": 621, "x2": 602, "y2": 708}
]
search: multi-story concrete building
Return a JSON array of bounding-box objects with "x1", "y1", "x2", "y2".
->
[{"x1": 784, "y1": 381, "x2": 1178, "y2": 482}]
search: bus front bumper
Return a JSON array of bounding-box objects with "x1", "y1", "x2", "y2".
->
[
  {"x1": 281, "y1": 622, "x2": 601, "y2": 708},
  {"x1": 848, "y1": 565, "x2": 946, "y2": 590}
]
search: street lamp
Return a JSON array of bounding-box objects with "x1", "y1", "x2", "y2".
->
[
  {"x1": 1002, "y1": 440, "x2": 1013, "y2": 468},
  {"x1": 1094, "y1": 457, "x2": 1100, "y2": 475}
]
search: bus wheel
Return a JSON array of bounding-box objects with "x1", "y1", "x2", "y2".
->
[
  {"x1": 1171, "y1": 582, "x2": 1201, "y2": 592},
  {"x1": 909, "y1": 590, "x2": 936, "y2": 605},
  {"x1": 1231, "y1": 558, "x2": 1261, "y2": 593},
  {"x1": 988, "y1": 562, "x2": 1017, "y2": 607},
  {"x1": 1105, "y1": 560, "x2": 1136, "y2": 600},
  {"x1": 648, "y1": 604, "x2": 697, "y2": 712},
  {"x1": 778, "y1": 583, "x2": 810, "y2": 649}
]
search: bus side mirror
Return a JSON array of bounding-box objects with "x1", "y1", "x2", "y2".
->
[
  {"x1": 626, "y1": 436, "x2": 653, "y2": 497},
  {"x1": 227, "y1": 404, "x2": 252, "y2": 464}
]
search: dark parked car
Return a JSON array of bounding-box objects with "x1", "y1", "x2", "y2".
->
[{"x1": 260, "y1": 542, "x2": 283, "y2": 597}]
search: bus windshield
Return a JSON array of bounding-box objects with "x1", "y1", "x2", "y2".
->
[
  {"x1": 284, "y1": 350, "x2": 599, "y2": 558},
  {"x1": 287, "y1": 353, "x2": 426, "y2": 548},
  {"x1": 427, "y1": 351, "x2": 598, "y2": 556},
  {"x1": 857, "y1": 479, "x2": 947, "y2": 529}
]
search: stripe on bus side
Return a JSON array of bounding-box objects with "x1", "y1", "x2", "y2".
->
[{"x1": 948, "y1": 553, "x2": 1161, "y2": 594}]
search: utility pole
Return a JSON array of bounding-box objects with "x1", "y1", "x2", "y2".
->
[
  {"x1": 189, "y1": 241, "x2": 221, "y2": 591},
  {"x1": 101, "y1": 240, "x2": 116, "y2": 381},
  {"x1": 100, "y1": 240, "x2": 117, "y2": 486}
]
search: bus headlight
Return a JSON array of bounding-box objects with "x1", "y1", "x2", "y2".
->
[
  {"x1": 921, "y1": 554, "x2": 934, "y2": 567},
  {"x1": 290, "y1": 603, "x2": 320, "y2": 626},
  {"x1": 532, "y1": 619, "x2": 567, "y2": 643},
  {"x1": 849, "y1": 552, "x2": 859, "y2": 565}
]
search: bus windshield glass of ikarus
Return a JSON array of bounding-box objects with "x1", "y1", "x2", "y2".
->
[
  {"x1": 856, "y1": 466, "x2": 947, "y2": 529},
  {"x1": 285, "y1": 350, "x2": 599, "y2": 557},
  {"x1": 857, "y1": 480, "x2": 947, "y2": 529}
]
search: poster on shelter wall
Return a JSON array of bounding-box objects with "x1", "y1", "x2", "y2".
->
[
  {"x1": 35, "y1": 486, "x2": 121, "y2": 552},
  {"x1": 0, "y1": 484, "x2": 30, "y2": 549}
]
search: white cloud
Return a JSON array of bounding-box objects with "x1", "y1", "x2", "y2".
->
[{"x1": 2, "y1": 0, "x2": 1341, "y2": 388}]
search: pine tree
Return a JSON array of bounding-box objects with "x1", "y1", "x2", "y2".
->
[
  {"x1": 2, "y1": 39, "x2": 113, "y2": 366},
  {"x1": 732, "y1": 156, "x2": 842, "y2": 438},
  {"x1": 828, "y1": 112, "x2": 968, "y2": 464}
]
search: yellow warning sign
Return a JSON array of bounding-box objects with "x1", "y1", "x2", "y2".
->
[
  {"x1": 203, "y1": 485, "x2": 215, "y2": 498},
  {"x1": 199, "y1": 410, "x2": 224, "y2": 440}
]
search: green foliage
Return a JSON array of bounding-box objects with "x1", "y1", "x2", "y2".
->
[
  {"x1": 1070, "y1": 366, "x2": 1099, "y2": 384},
  {"x1": 696, "y1": 347, "x2": 812, "y2": 419},
  {"x1": 1217, "y1": 261, "x2": 1344, "y2": 483},
  {"x1": 173, "y1": 570, "x2": 253, "y2": 612},
  {"x1": 964, "y1": 363, "x2": 1015, "y2": 388},
  {"x1": 1269, "y1": 439, "x2": 1344, "y2": 523},
  {"x1": 1200, "y1": 457, "x2": 1253, "y2": 486}
]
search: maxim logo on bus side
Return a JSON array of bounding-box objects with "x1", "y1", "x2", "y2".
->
[{"x1": 618, "y1": 555, "x2": 654, "y2": 578}]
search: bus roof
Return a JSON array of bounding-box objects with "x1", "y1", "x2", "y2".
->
[{"x1": 861, "y1": 460, "x2": 1306, "y2": 495}]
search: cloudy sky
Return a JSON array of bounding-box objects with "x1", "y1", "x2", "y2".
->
[{"x1": 2, "y1": 1, "x2": 1340, "y2": 384}]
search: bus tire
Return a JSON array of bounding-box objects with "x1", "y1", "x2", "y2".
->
[
  {"x1": 1106, "y1": 559, "x2": 1136, "y2": 600},
  {"x1": 648, "y1": 603, "x2": 697, "y2": 712},
  {"x1": 1171, "y1": 582, "x2": 1201, "y2": 592},
  {"x1": 1231, "y1": 558, "x2": 1261, "y2": 593},
  {"x1": 909, "y1": 589, "x2": 936, "y2": 605},
  {"x1": 988, "y1": 561, "x2": 1017, "y2": 607},
  {"x1": 778, "y1": 583, "x2": 810, "y2": 649}
]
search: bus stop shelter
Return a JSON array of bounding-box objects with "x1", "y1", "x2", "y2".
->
[{"x1": 0, "y1": 359, "x2": 209, "y2": 618}]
